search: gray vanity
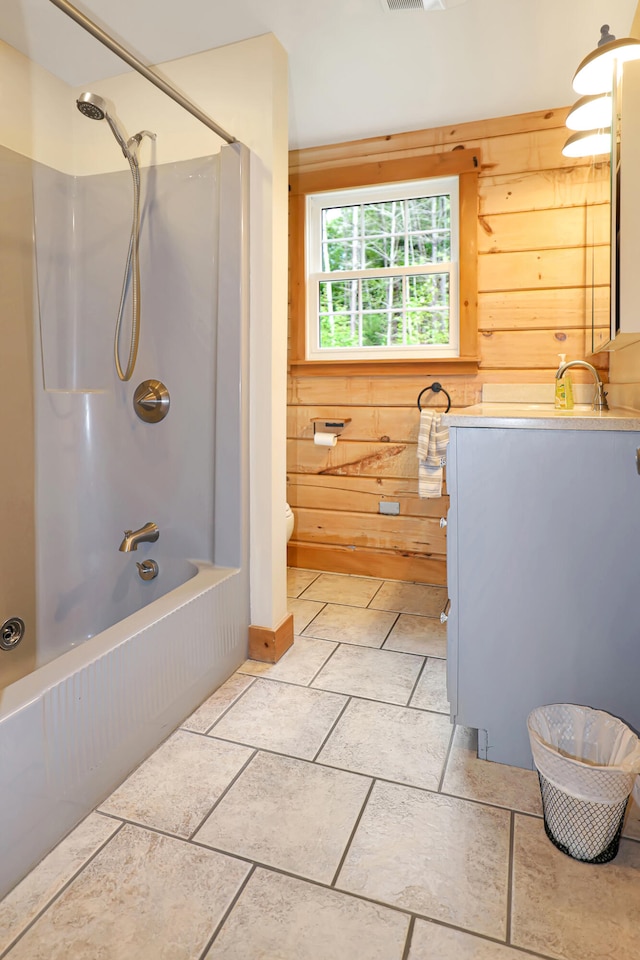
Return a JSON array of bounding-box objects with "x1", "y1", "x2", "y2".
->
[{"x1": 443, "y1": 404, "x2": 640, "y2": 768}]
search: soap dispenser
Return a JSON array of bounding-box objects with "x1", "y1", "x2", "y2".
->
[{"x1": 555, "y1": 354, "x2": 574, "y2": 410}]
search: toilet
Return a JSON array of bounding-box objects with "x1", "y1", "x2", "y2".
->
[{"x1": 285, "y1": 502, "x2": 294, "y2": 542}]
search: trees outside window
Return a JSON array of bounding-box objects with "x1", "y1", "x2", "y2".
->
[{"x1": 306, "y1": 178, "x2": 459, "y2": 361}]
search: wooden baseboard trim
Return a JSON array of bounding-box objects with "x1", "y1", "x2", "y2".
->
[
  {"x1": 287, "y1": 542, "x2": 447, "y2": 586},
  {"x1": 248, "y1": 613, "x2": 294, "y2": 663}
]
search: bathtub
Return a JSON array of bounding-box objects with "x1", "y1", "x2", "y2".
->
[{"x1": 0, "y1": 561, "x2": 248, "y2": 900}]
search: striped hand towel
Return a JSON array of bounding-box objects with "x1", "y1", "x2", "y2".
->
[{"x1": 417, "y1": 409, "x2": 449, "y2": 498}]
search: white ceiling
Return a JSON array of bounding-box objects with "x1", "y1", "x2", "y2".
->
[{"x1": 1, "y1": 0, "x2": 637, "y2": 149}]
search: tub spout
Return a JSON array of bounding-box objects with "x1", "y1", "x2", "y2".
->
[{"x1": 119, "y1": 522, "x2": 159, "y2": 552}]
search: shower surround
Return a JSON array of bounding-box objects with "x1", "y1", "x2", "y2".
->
[{"x1": 0, "y1": 140, "x2": 250, "y2": 898}]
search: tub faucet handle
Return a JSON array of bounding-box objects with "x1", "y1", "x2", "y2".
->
[{"x1": 136, "y1": 559, "x2": 159, "y2": 580}]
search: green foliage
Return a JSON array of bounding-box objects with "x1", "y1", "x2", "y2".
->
[
  {"x1": 321, "y1": 194, "x2": 451, "y2": 272},
  {"x1": 319, "y1": 274, "x2": 450, "y2": 349}
]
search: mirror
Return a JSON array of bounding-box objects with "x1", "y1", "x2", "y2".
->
[
  {"x1": 585, "y1": 154, "x2": 612, "y2": 356},
  {"x1": 589, "y1": 54, "x2": 640, "y2": 352}
]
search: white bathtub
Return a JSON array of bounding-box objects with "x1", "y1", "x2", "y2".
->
[{"x1": 0, "y1": 561, "x2": 248, "y2": 899}]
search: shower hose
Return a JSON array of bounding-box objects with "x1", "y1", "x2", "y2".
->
[{"x1": 114, "y1": 147, "x2": 142, "y2": 382}]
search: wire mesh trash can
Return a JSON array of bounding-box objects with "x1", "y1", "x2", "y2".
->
[{"x1": 527, "y1": 704, "x2": 640, "y2": 864}]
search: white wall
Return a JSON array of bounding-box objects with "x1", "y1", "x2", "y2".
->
[
  {"x1": 1, "y1": 32, "x2": 289, "y2": 634},
  {"x1": 0, "y1": 39, "x2": 73, "y2": 170}
]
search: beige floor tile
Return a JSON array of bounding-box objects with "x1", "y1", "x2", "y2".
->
[
  {"x1": 181, "y1": 674, "x2": 255, "y2": 734},
  {"x1": 410, "y1": 657, "x2": 449, "y2": 713},
  {"x1": 442, "y1": 727, "x2": 542, "y2": 816},
  {"x1": 299, "y1": 573, "x2": 384, "y2": 607},
  {"x1": 337, "y1": 781, "x2": 511, "y2": 941},
  {"x1": 98, "y1": 730, "x2": 252, "y2": 838},
  {"x1": 311, "y1": 644, "x2": 424, "y2": 705},
  {"x1": 287, "y1": 568, "x2": 321, "y2": 598},
  {"x1": 5, "y1": 824, "x2": 250, "y2": 960},
  {"x1": 317, "y1": 698, "x2": 452, "y2": 790},
  {"x1": 237, "y1": 636, "x2": 338, "y2": 685},
  {"x1": 383, "y1": 613, "x2": 447, "y2": 658},
  {"x1": 408, "y1": 920, "x2": 535, "y2": 959},
  {"x1": 0, "y1": 813, "x2": 120, "y2": 955},
  {"x1": 302, "y1": 603, "x2": 397, "y2": 647},
  {"x1": 208, "y1": 678, "x2": 347, "y2": 759},
  {"x1": 511, "y1": 814, "x2": 640, "y2": 960},
  {"x1": 370, "y1": 581, "x2": 447, "y2": 617},
  {"x1": 289, "y1": 597, "x2": 326, "y2": 634},
  {"x1": 206, "y1": 867, "x2": 410, "y2": 960},
  {"x1": 194, "y1": 752, "x2": 371, "y2": 884}
]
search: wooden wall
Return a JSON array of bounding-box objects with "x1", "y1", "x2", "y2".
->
[{"x1": 287, "y1": 107, "x2": 609, "y2": 585}]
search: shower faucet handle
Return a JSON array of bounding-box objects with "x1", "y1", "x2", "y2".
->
[{"x1": 133, "y1": 380, "x2": 170, "y2": 423}]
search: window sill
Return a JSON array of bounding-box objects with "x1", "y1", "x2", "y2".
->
[{"x1": 288, "y1": 357, "x2": 480, "y2": 377}]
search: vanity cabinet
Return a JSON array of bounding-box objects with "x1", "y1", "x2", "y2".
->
[{"x1": 446, "y1": 421, "x2": 640, "y2": 768}]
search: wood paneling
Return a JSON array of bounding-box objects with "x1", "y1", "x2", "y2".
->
[
  {"x1": 287, "y1": 474, "x2": 448, "y2": 519},
  {"x1": 288, "y1": 107, "x2": 610, "y2": 584},
  {"x1": 477, "y1": 204, "x2": 609, "y2": 254},
  {"x1": 288, "y1": 439, "x2": 418, "y2": 480},
  {"x1": 478, "y1": 329, "x2": 608, "y2": 370},
  {"x1": 479, "y1": 166, "x2": 609, "y2": 216},
  {"x1": 287, "y1": 542, "x2": 448, "y2": 586},
  {"x1": 289, "y1": 107, "x2": 570, "y2": 171},
  {"x1": 289, "y1": 150, "x2": 479, "y2": 197},
  {"x1": 288, "y1": 375, "x2": 468, "y2": 406},
  {"x1": 478, "y1": 287, "x2": 609, "y2": 331},
  {"x1": 289, "y1": 405, "x2": 419, "y2": 442},
  {"x1": 478, "y1": 246, "x2": 609, "y2": 292},
  {"x1": 293, "y1": 507, "x2": 446, "y2": 555}
]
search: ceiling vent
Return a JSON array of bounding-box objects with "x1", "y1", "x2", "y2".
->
[{"x1": 380, "y1": 0, "x2": 468, "y2": 10}]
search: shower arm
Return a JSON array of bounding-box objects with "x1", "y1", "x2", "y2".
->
[{"x1": 48, "y1": 0, "x2": 237, "y2": 146}]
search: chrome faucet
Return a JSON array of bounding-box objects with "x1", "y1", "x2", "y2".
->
[
  {"x1": 556, "y1": 360, "x2": 609, "y2": 411},
  {"x1": 119, "y1": 522, "x2": 159, "y2": 552}
]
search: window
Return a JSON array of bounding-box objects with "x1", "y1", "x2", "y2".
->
[
  {"x1": 289, "y1": 150, "x2": 480, "y2": 375},
  {"x1": 306, "y1": 177, "x2": 459, "y2": 360}
]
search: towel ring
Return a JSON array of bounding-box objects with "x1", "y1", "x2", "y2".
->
[{"x1": 417, "y1": 382, "x2": 451, "y2": 413}]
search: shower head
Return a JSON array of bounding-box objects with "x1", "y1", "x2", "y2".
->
[
  {"x1": 76, "y1": 91, "x2": 134, "y2": 162},
  {"x1": 76, "y1": 92, "x2": 107, "y2": 121}
]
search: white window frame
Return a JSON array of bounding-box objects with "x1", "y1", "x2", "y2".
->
[{"x1": 305, "y1": 177, "x2": 459, "y2": 362}]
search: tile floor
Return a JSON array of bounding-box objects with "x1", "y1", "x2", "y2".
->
[{"x1": 1, "y1": 569, "x2": 639, "y2": 960}]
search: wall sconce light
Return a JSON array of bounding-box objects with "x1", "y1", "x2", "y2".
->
[
  {"x1": 562, "y1": 25, "x2": 638, "y2": 158},
  {"x1": 573, "y1": 25, "x2": 640, "y2": 95},
  {"x1": 566, "y1": 92, "x2": 612, "y2": 130},
  {"x1": 562, "y1": 128, "x2": 612, "y2": 158}
]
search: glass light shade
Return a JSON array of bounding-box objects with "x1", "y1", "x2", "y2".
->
[
  {"x1": 562, "y1": 129, "x2": 612, "y2": 158},
  {"x1": 573, "y1": 37, "x2": 640, "y2": 94},
  {"x1": 566, "y1": 93, "x2": 612, "y2": 130}
]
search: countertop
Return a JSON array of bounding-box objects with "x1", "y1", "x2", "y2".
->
[{"x1": 442, "y1": 403, "x2": 640, "y2": 431}]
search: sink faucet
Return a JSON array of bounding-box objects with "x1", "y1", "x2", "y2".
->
[
  {"x1": 556, "y1": 360, "x2": 609, "y2": 411},
  {"x1": 119, "y1": 522, "x2": 159, "y2": 552}
]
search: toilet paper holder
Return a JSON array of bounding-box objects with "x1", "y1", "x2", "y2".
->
[{"x1": 311, "y1": 417, "x2": 351, "y2": 438}]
